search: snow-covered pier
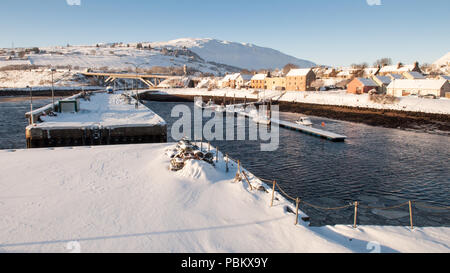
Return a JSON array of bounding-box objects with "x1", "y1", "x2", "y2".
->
[
  {"x1": 273, "y1": 118, "x2": 347, "y2": 142},
  {"x1": 25, "y1": 91, "x2": 167, "y2": 148},
  {"x1": 236, "y1": 111, "x2": 347, "y2": 142}
]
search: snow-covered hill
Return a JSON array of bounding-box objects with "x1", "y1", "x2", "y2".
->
[
  {"x1": 0, "y1": 38, "x2": 315, "y2": 77},
  {"x1": 150, "y1": 38, "x2": 316, "y2": 70},
  {"x1": 434, "y1": 52, "x2": 450, "y2": 67}
]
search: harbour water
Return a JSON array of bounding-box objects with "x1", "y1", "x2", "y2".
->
[
  {"x1": 0, "y1": 98, "x2": 449, "y2": 227},
  {"x1": 145, "y1": 101, "x2": 450, "y2": 227}
]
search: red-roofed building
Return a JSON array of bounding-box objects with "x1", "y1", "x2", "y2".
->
[{"x1": 347, "y1": 78, "x2": 379, "y2": 94}]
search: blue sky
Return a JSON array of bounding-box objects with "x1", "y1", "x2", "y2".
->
[{"x1": 1, "y1": 0, "x2": 449, "y2": 66}]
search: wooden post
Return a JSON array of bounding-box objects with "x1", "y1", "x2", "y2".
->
[
  {"x1": 295, "y1": 197, "x2": 300, "y2": 225},
  {"x1": 353, "y1": 201, "x2": 359, "y2": 228},
  {"x1": 208, "y1": 142, "x2": 210, "y2": 152},
  {"x1": 270, "y1": 180, "x2": 276, "y2": 207},
  {"x1": 226, "y1": 154, "x2": 229, "y2": 172},
  {"x1": 200, "y1": 141, "x2": 203, "y2": 151},
  {"x1": 237, "y1": 160, "x2": 240, "y2": 174},
  {"x1": 216, "y1": 147, "x2": 219, "y2": 163},
  {"x1": 242, "y1": 171, "x2": 253, "y2": 191},
  {"x1": 409, "y1": 201, "x2": 414, "y2": 230}
]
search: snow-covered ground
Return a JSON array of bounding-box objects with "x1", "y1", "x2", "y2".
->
[
  {"x1": 151, "y1": 88, "x2": 450, "y2": 115},
  {"x1": 0, "y1": 45, "x2": 232, "y2": 77},
  {"x1": 0, "y1": 143, "x2": 448, "y2": 253},
  {"x1": 0, "y1": 68, "x2": 91, "y2": 89},
  {"x1": 31, "y1": 92, "x2": 165, "y2": 130}
]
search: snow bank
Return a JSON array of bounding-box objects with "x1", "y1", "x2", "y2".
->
[
  {"x1": 149, "y1": 88, "x2": 450, "y2": 115},
  {"x1": 0, "y1": 69, "x2": 84, "y2": 88},
  {"x1": 0, "y1": 144, "x2": 448, "y2": 253}
]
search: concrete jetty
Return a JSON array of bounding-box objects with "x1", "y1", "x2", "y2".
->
[{"x1": 25, "y1": 91, "x2": 167, "y2": 148}]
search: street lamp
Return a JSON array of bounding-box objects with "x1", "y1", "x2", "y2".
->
[
  {"x1": 125, "y1": 61, "x2": 151, "y2": 109},
  {"x1": 50, "y1": 68, "x2": 56, "y2": 111},
  {"x1": 27, "y1": 85, "x2": 33, "y2": 125}
]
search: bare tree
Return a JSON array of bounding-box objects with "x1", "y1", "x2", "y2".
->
[
  {"x1": 282, "y1": 63, "x2": 299, "y2": 74},
  {"x1": 374, "y1": 58, "x2": 392, "y2": 67}
]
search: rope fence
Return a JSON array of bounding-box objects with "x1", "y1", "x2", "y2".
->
[{"x1": 193, "y1": 141, "x2": 450, "y2": 229}]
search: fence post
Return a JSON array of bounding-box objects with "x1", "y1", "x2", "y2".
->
[
  {"x1": 270, "y1": 180, "x2": 276, "y2": 207},
  {"x1": 226, "y1": 154, "x2": 229, "y2": 172},
  {"x1": 237, "y1": 160, "x2": 241, "y2": 174},
  {"x1": 216, "y1": 147, "x2": 219, "y2": 163},
  {"x1": 200, "y1": 141, "x2": 203, "y2": 152},
  {"x1": 353, "y1": 201, "x2": 359, "y2": 228},
  {"x1": 208, "y1": 142, "x2": 211, "y2": 152},
  {"x1": 295, "y1": 197, "x2": 300, "y2": 225},
  {"x1": 409, "y1": 201, "x2": 414, "y2": 230}
]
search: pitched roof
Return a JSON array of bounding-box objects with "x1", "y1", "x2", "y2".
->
[
  {"x1": 379, "y1": 64, "x2": 416, "y2": 73},
  {"x1": 404, "y1": 71, "x2": 425, "y2": 79},
  {"x1": 372, "y1": 75, "x2": 392, "y2": 85},
  {"x1": 286, "y1": 68, "x2": 312, "y2": 77},
  {"x1": 251, "y1": 73, "x2": 267, "y2": 80},
  {"x1": 439, "y1": 75, "x2": 450, "y2": 81},
  {"x1": 387, "y1": 73, "x2": 404, "y2": 80},
  {"x1": 387, "y1": 79, "x2": 448, "y2": 90},
  {"x1": 356, "y1": 78, "x2": 378, "y2": 86},
  {"x1": 223, "y1": 73, "x2": 241, "y2": 81},
  {"x1": 364, "y1": 67, "x2": 379, "y2": 75}
]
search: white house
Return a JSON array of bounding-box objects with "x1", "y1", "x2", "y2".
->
[
  {"x1": 218, "y1": 73, "x2": 245, "y2": 89},
  {"x1": 386, "y1": 79, "x2": 450, "y2": 98},
  {"x1": 379, "y1": 62, "x2": 422, "y2": 75}
]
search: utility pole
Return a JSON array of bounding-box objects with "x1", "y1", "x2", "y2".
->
[
  {"x1": 125, "y1": 62, "x2": 151, "y2": 109},
  {"x1": 28, "y1": 86, "x2": 33, "y2": 125},
  {"x1": 51, "y1": 68, "x2": 56, "y2": 111}
]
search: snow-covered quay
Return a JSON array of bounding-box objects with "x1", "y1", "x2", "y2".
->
[
  {"x1": 0, "y1": 143, "x2": 448, "y2": 253},
  {"x1": 25, "y1": 91, "x2": 167, "y2": 148},
  {"x1": 149, "y1": 88, "x2": 450, "y2": 115}
]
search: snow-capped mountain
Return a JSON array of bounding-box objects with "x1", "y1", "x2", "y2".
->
[
  {"x1": 0, "y1": 38, "x2": 315, "y2": 77},
  {"x1": 150, "y1": 38, "x2": 316, "y2": 70}
]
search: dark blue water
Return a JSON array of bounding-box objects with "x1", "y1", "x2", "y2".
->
[
  {"x1": 1, "y1": 98, "x2": 449, "y2": 227},
  {"x1": 0, "y1": 98, "x2": 52, "y2": 149}
]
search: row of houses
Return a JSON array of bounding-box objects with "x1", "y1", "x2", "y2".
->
[
  {"x1": 218, "y1": 68, "x2": 317, "y2": 91},
  {"x1": 347, "y1": 74, "x2": 450, "y2": 98},
  {"x1": 316, "y1": 62, "x2": 423, "y2": 79}
]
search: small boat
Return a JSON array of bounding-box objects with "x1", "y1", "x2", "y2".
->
[
  {"x1": 296, "y1": 116, "x2": 313, "y2": 126},
  {"x1": 253, "y1": 115, "x2": 271, "y2": 125},
  {"x1": 195, "y1": 99, "x2": 217, "y2": 110},
  {"x1": 205, "y1": 99, "x2": 215, "y2": 108},
  {"x1": 214, "y1": 104, "x2": 226, "y2": 113},
  {"x1": 194, "y1": 99, "x2": 205, "y2": 108}
]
